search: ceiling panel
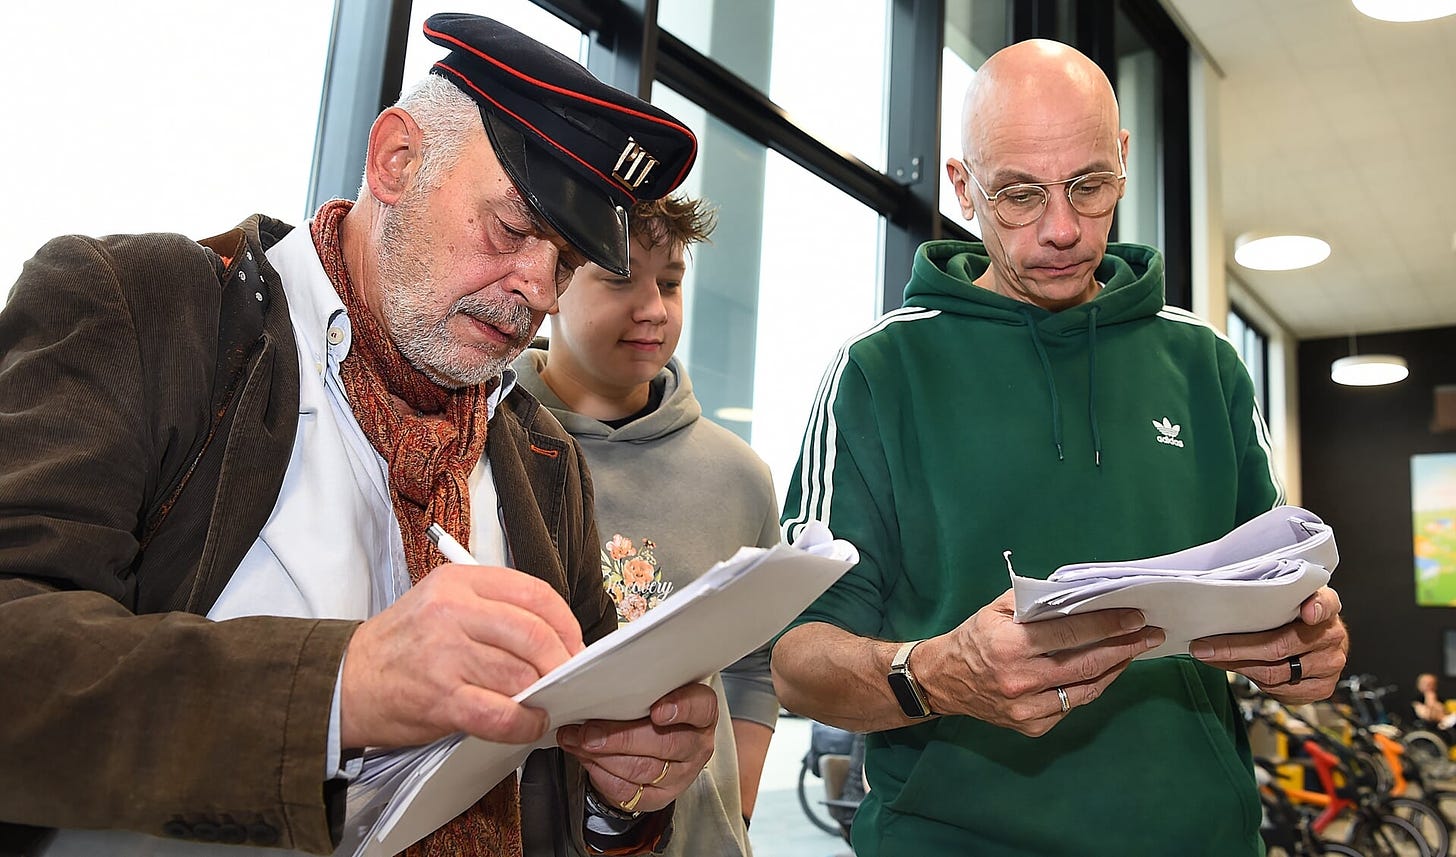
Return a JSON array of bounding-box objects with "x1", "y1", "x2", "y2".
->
[{"x1": 1164, "y1": 0, "x2": 1456, "y2": 339}]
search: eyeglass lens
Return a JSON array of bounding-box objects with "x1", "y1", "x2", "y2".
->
[{"x1": 995, "y1": 174, "x2": 1122, "y2": 226}]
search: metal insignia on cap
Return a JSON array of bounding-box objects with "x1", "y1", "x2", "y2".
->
[{"x1": 612, "y1": 136, "x2": 659, "y2": 190}]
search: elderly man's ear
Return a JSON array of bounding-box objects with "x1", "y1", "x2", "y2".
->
[{"x1": 365, "y1": 107, "x2": 424, "y2": 207}]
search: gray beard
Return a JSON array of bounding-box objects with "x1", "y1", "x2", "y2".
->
[{"x1": 375, "y1": 198, "x2": 536, "y2": 389}]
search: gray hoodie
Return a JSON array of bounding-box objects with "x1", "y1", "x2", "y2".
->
[{"x1": 514, "y1": 349, "x2": 780, "y2": 857}]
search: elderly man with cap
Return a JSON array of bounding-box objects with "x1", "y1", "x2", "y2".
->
[{"x1": 0, "y1": 13, "x2": 712, "y2": 857}]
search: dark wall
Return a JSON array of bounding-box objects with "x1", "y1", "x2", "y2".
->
[{"x1": 1299, "y1": 325, "x2": 1456, "y2": 704}]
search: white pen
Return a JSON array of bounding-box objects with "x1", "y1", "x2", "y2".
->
[{"x1": 426, "y1": 522, "x2": 479, "y2": 565}]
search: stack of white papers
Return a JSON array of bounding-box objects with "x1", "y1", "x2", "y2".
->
[
  {"x1": 339, "y1": 523, "x2": 858, "y2": 857},
  {"x1": 1010, "y1": 506, "x2": 1337, "y2": 659}
]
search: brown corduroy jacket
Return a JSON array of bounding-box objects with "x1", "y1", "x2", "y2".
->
[{"x1": 0, "y1": 216, "x2": 617, "y2": 855}]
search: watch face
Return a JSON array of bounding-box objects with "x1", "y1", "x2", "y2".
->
[{"x1": 888, "y1": 671, "x2": 930, "y2": 718}]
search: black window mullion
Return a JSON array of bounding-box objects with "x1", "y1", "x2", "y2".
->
[
  {"x1": 1118, "y1": 0, "x2": 1192, "y2": 309},
  {"x1": 881, "y1": 0, "x2": 946, "y2": 312},
  {"x1": 1010, "y1": 0, "x2": 1059, "y2": 43},
  {"x1": 531, "y1": 0, "x2": 607, "y2": 33},
  {"x1": 1158, "y1": 42, "x2": 1191, "y2": 310},
  {"x1": 1074, "y1": 1, "x2": 1117, "y2": 100},
  {"x1": 582, "y1": 0, "x2": 657, "y2": 99}
]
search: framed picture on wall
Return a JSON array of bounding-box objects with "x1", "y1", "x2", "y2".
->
[{"x1": 1413, "y1": 453, "x2": 1456, "y2": 606}]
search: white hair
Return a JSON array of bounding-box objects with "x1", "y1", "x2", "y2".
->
[{"x1": 360, "y1": 74, "x2": 484, "y2": 198}]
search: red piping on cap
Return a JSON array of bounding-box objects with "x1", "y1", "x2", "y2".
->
[
  {"x1": 424, "y1": 22, "x2": 697, "y2": 189},
  {"x1": 434, "y1": 61, "x2": 636, "y2": 202}
]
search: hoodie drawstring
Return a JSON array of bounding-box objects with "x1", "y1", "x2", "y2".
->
[
  {"x1": 1088, "y1": 305, "x2": 1103, "y2": 468},
  {"x1": 1021, "y1": 310, "x2": 1064, "y2": 461},
  {"x1": 1022, "y1": 306, "x2": 1103, "y2": 466}
]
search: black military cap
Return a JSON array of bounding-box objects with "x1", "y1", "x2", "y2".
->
[{"x1": 423, "y1": 13, "x2": 697, "y2": 276}]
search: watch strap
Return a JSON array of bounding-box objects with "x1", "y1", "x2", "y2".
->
[
  {"x1": 888, "y1": 639, "x2": 933, "y2": 718},
  {"x1": 891, "y1": 640, "x2": 920, "y2": 671}
]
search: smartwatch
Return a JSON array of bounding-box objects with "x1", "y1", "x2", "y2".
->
[{"x1": 887, "y1": 640, "x2": 933, "y2": 719}]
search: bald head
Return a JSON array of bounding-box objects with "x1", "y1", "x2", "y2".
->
[
  {"x1": 960, "y1": 39, "x2": 1120, "y2": 170},
  {"x1": 942, "y1": 39, "x2": 1129, "y2": 312}
]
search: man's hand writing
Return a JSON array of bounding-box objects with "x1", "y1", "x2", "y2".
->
[{"x1": 338, "y1": 563, "x2": 585, "y2": 749}]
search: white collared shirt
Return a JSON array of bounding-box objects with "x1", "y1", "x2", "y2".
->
[{"x1": 210, "y1": 223, "x2": 513, "y2": 624}]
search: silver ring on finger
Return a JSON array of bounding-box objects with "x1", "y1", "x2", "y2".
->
[{"x1": 1057, "y1": 686, "x2": 1070, "y2": 714}]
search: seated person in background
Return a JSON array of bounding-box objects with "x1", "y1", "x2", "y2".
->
[
  {"x1": 1413, "y1": 673, "x2": 1456, "y2": 730},
  {"x1": 514, "y1": 194, "x2": 781, "y2": 856}
]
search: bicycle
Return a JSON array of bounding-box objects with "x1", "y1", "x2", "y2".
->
[
  {"x1": 1314, "y1": 698, "x2": 1451, "y2": 857},
  {"x1": 798, "y1": 719, "x2": 862, "y2": 840},
  {"x1": 1257, "y1": 758, "x2": 1364, "y2": 856},
  {"x1": 1246, "y1": 698, "x2": 1438, "y2": 857},
  {"x1": 1340, "y1": 674, "x2": 1456, "y2": 780}
]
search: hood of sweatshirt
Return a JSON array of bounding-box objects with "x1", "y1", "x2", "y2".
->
[
  {"x1": 513, "y1": 349, "x2": 701, "y2": 443},
  {"x1": 903, "y1": 240, "x2": 1164, "y2": 325},
  {"x1": 903, "y1": 241, "x2": 1166, "y2": 465}
]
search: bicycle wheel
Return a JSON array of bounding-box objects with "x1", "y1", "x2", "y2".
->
[
  {"x1": 1425, "y1": 789, "x2": 1456, "y2": 829},
  {"x1": 796, "y1": 757, "x2": 843, "y2": 836},
  {"x1": 1357, "y1": 749, "x2": 1397, "y2": 796},
  {"x1": 1315, "y1": 843, "x2": 1363, "y2": 856},
  {"x1": 1345, "y1": 813, "x2": 1433, "y2": 857},
  {"x1": 1405, "y1": 731, "x2": 1452, "y2": 769},
  {"x1": 1389, "y1": 796, "x2": 1452, "y2": 857}
]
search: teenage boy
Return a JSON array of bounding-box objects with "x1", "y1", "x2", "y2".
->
[{"x1": 514, "y1": 195, "x2": 779, "y2": 856}]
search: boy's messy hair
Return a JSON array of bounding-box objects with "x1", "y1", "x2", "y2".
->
[{"x1": 629, "y1": 194, "x2": 718, "y2": 250}]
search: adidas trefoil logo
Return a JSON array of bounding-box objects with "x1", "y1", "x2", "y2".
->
[{"x1": 1153, "y1": 417, "x2": 1185, "y2": 448}]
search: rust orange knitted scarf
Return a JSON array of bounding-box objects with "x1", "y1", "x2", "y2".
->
[{"x1": 311, "y1": 199, "x2": 521, "y2": 857}]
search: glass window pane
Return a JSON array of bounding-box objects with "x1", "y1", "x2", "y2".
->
[
  {"x1": 2, "y1": 0, "x2": 335, "y2": 300},
  {"x1": 656, "y1": 0, "x2": 890, "y2": 171},
  {"x1": 939, "y1": 0, "x2": 1008, "y2": 231},
  {"x1": 649, "y1": 85, "x2": 884, "y2": 506},
  {"x1": 401, "y1": 1, "x2": 586, "y2": 91},
  {"x1": 1228, "y1": 307, "x2": 1269, "y2": 415},
  {"x1": 1114, "y1": 7, "x2": 1163, "y2": 248}
]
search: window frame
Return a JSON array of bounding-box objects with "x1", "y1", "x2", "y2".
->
[{"x1": 309, "y1": 0, "x2": 1193, "y2": 312}]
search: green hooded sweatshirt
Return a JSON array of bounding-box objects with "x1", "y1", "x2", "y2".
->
[{"x1": 780, "y1": 241, "x2": 1281, "y2": 856}]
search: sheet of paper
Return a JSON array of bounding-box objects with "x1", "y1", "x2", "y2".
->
[
  {"x1": 360, "y1": 524, "x2": 857, "y2": 857},
  {"x1": 1010, "y1": 506, "x2": 1337, "y2": 659}
]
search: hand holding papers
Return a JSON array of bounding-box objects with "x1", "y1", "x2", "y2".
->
[
  {"x1": 346, "y1": 522, "x2": 858, "y2": 857},
  {"x1": 1010, "y1": 506, "x2": 1337, "y2": 659}
]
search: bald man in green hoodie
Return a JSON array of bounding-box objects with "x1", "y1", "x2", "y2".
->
[{"x1": 770, "y1": 39, "x2": 1348, "y2": 856}]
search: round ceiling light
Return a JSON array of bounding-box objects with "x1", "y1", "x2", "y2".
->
[
  {"x1": 1233, "y1": 232, "x2": 1332, "y2": 271},
  {"x1": 1352, "y1": 0, "x2": 1456, "y2": 22},
  {"x1": 1331, "y1": 354, "x2": 1410, "y2": 386}
]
